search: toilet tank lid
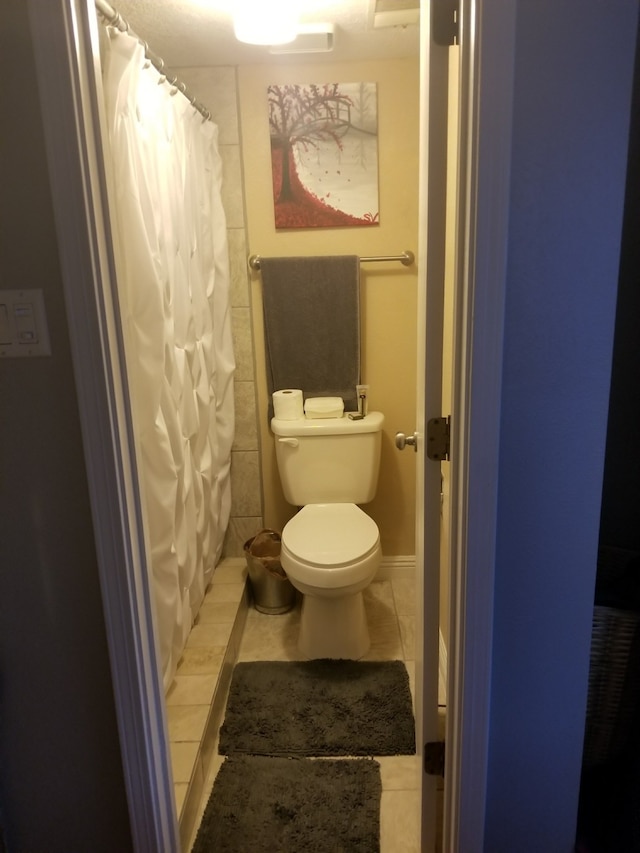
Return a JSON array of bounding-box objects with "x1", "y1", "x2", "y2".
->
[{"x1": 271, "y1": 411, "x2": 384, "y2": 436}]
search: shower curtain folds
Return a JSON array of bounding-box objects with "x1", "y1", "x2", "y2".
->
[{"x1": 101, "y1": 28, "x2": 235, "y2": 688}]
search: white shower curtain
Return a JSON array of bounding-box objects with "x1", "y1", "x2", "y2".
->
[{"x1": 101, "y1": 29, "x2": 235, "y2": 689}]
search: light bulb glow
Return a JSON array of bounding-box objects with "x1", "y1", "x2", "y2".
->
[{"x1": 233, "y1": 0, "x2": 299, "y2": 45}]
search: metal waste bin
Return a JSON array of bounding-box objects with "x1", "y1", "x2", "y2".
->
[{"x1": 244, "y1": 529, "x2": 296, "y2": 614}]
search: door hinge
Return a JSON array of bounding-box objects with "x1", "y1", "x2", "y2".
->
[
  {"x1": 427, "y1": 416, "x2": 450, "y2": 462},
  {"x1": 432, "y1": 0, "x2": 459, "y2": 46},
  {"x1": 424, "y1": 741, "x2": 446, "y2": 777}
]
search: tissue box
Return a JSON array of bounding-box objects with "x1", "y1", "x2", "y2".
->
[{"x1": 304, "y1": 397, "x2": 344, "y2": 419}]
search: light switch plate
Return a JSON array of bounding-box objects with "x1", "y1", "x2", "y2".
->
[{"x1": 0, "y1": 289, "x2": 51, "y2": 357}]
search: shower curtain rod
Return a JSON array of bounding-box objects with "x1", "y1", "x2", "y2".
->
[
  {"x1": 94, "y1": 0, "x2": 212, "y2": 122},
  {"x1": 248, "y1": 250, "x2": 415, "y2": 270}
]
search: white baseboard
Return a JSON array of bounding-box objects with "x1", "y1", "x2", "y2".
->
[
  {"x1": 375, "y1": 555, "x2": 416, "y2": 581},
  {"x1": 226, "y1": 554, "x2": 418, "y2": 580}
]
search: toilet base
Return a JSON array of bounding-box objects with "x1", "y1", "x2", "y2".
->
[{"x1": 298, "y1": 590, "x2": 370, "y2": 660}]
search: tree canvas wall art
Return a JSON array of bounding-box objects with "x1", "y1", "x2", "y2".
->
[{"x1": 268, "y1": 82, "x2": 380, "y2": 229}]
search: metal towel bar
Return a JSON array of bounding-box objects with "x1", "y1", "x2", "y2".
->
[{"x1": 248, "y1": 250, "x2": 415, "y2": 271}]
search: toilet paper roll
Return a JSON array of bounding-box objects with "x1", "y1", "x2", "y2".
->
[{"x1": 272, "y1": 389, "x2": 304, "y2": 420}]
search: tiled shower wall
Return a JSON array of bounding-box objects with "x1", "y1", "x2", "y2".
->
[{"x1": 179, "y1": 66, "x2": 263, "y2": 557}]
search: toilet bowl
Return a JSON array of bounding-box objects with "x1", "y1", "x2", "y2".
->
[{"x1": 281, "y1": 503, "x2": 381, "y2": 659}]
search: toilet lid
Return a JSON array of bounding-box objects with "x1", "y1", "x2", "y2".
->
[{"x1": 283, "y1": 503, "x2": 380, "y2": 568}]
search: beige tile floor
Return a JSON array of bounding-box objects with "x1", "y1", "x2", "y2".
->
[{"x1": 167, "y1": 561, "x2": 443, "y2": 852}]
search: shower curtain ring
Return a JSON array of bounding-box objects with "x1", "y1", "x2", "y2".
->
[{"x1": 156, "y1": 57, "x2": 166, "y2": 85}]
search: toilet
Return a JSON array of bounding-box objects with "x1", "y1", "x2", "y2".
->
[{"x1": 271, "y1": 410, "x2": 384, "y2": 659}]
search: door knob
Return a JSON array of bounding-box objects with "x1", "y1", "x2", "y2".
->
[{"x1": 395, "y1": 431, "x2": 418, "y2": 452}]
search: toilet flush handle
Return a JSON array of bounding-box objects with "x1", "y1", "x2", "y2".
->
[{"x1": 277, "y1": 437, "x2": 299, "y2": 448}]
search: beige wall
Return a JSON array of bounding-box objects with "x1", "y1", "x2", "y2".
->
[{"x1": 238, "y1": 59, "x2": 420, "y2": 556}]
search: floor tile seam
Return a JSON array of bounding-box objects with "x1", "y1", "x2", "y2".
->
[
  {"x1": 167, "y1": 702, "x2": 211, "y2": 713},
  {"x1": 170, "y1": 738, "x2": 205, "y2": 746},
  {"x1": 196, "y1": 618, "x2": 239, "y2": 626},
  {"x1": 243, "y1": 611, "x2": 300, "y2": 622},
  {"x1": 389, "y1": 596, "x2": 418, "y2": 619},
  {"x1": 184, "y1": 642, "x2": 231, "y2": 652},
  {"x1": 366, "y1": 613, "x2": 406, "y2": 627},
  {"x1": 181, "y1": 640, "x2": 227, "y2": 654},
  {"x1": 388, "y1": 581, "x2": 411, "y2": 646},
  {"x1": 399, "y1": 636, "x2": 415, "y2": 661},
  {"x1": 209, "y1": 571, "x2": 247, "y2": 584},
  {"x1": 188, "y1": 623, "x2": 234, "y2": 635},
  {"x1": 201, "y1": 587, "x2": 245, "y2": 596},
  {"x1": 197, "y1": 603, "x2": 242, "y2": 614},
  {"x1": 170, "y1": 672, "x2": 220, "y2": 683}
]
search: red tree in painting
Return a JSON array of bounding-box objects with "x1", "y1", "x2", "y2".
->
[
  {"x1": 268, "y1": 83, "x2": 353, "y2": 202},
  {"x1": 267, "y1": 83, "x2": 376, "y2": 228}
]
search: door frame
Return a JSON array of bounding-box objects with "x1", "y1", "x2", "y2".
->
[
  {"x1": 442, "y1": 0, "x2": 516, "y2": 849},
  {"x1": 26, "y1": 0, "x2": 518, "y2": 849}
]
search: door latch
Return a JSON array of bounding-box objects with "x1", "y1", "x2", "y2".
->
[
  {"x1": 424, "y1": 741, "x2": 446, "y2": 777},
  {"x1": 432, "y1": 0, "x2": 459, "y2": 46}
]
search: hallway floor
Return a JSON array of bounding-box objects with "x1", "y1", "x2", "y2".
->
[{"x1": 166, "y1": 559, "x2": 442, "y2": 852}]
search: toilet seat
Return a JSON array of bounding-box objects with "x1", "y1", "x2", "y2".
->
[
  {"x1": 281, "y1": 503, "x2": 382, "y2": 657},
  {"x1": 282, "y1": 503, "x2": 380, "y2": 567}
]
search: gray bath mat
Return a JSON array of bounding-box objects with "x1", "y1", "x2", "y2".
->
[
  {"x1": 219, "y1": 659, "x2": 416, "y2": 756},
  {"x1": 191, "y1": 755, "x2": 381, "y2": 853}
]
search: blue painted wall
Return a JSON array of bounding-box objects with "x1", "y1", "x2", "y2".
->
[{"x1": 485, "y1": 1, "x2": 638, "y2": 850}]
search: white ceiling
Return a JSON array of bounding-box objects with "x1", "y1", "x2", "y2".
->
[{"x1": 109, "y1": 0, "x2": 420, "y2": 69}]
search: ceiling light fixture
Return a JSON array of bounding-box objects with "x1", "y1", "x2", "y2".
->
[
  {"x1": 268, "y1": 23, "x2": 335, "y2": 55},
  {"x1": 233, "y1": 0, "x2": 299, "y2": 46}
]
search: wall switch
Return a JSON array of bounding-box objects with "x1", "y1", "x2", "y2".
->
[{"x1": 0, "y1": 289, "x2": 51, "y2": 358}]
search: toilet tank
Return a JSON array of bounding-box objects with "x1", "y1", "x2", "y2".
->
[{"x1": 271, "y1": 411, "x2": 384, "y2": 506}]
